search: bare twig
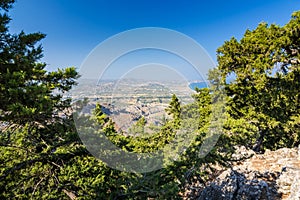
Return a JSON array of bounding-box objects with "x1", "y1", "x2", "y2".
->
[
  {"x1": 31, "y1": 177, "x2": 46, "y2": 198},
  {"x1": 62, "y1": 189, "x2": 77, "y2": 200}
]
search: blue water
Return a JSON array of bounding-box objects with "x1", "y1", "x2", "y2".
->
[{"x1": 189, "y1": 82, "x2": 208, "y2": 91}]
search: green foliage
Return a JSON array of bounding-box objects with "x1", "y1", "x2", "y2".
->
[
  {"x1": 165, "y1": 94, "x2": 181, "y2": 128},
  {"x1": 92, "y1": 103, "x2": 109, "y2": 126},
  {"x1": 0, "y1": 2, "x2": 230, "y2": 198},
  {"x1": 0, "y1": 0, "x2": 79, "y2": 126},
  {"x1": 217, "y1": 11, "x2": 300, "y2": 151},
  {"x1": 128, "y1": 116, "x2": 147, "y2": 136},
  {"x1": 0, "y1": 1, "x2": 119, "y2": 199},
  {"x1": 70, "y1": 88, "x2": 230, "y2": 199}
]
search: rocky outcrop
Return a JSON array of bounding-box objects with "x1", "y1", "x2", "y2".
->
[
  {"x1": 288, "y1": 170, "x2": 300, "y2": 200},
  {"x1": 198, "y1": 146, "x2": 300, "y2": 200},
  {"x1": 277, "y1": 166, "x2": 300, "y2": 200},
  {"x1": 199, "y1": 170, "x2": 277, "y2": 200}
]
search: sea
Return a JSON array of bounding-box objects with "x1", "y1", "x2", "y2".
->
[{"x1": 189, "y1": 82, "x2": 208, "y2": 91}]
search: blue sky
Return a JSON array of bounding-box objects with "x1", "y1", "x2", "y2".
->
[{"x1": 8, "y1": 0, "x2": 300, "y2": 75}]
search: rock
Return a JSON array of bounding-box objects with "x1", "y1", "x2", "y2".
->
[
  {"x1": 231, "y1": 146, "x2": 255, "y2": 161},
  {"x1": 277, "y1": 166, "x2": 300, "y2": 200},
  {"x1": 198, "y1": 170, "x2": 274, "y2": 200},
  {"x1": 197, "y1": 147, "x2": 300, "y2": 200},
  {"x1": 298, "y1": 144, "x2": 300, "y2": 160},
  {"x1": 277, "y1": 167, "x2": 296, "y2": 195},
  {"x1": 288, "y1": 170, "x2": 300, "y2": 200}
]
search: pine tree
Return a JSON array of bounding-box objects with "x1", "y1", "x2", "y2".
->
[
  {"x1": 0, "y1": 2, "x2": 127, "y2": 198},
  {"x1": 217, "y1": 11, "x2": 300, "y2": 151},
  {"x1": 0, "y1": 1, "x2": 78, "y2": 127},
  {"x1": 165, "y1": 94, "x2": 181, "y2": 128}
]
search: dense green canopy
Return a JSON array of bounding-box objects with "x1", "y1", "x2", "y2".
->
[{"x1": 217, "y1": 11, "x2": 300, "y2": 151}]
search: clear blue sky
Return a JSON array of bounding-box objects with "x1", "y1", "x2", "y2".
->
[{"x1": 8, "y1": 0, "x2": 300, "y2": 73}]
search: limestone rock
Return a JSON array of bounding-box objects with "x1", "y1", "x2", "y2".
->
[
  {"x1": 198, "y1": 170, "x2": 275, "y2": 200},
  {"x1": 198, "y1": 146, "x2": 300, "y2": 200},
  {"x1": 288, "y1": 170, "x2": 300, "y2": 200}
]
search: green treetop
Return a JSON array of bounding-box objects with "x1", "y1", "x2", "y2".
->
[{"x1": 217, "y1": 11, "x2": 300, "y2": 151}]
